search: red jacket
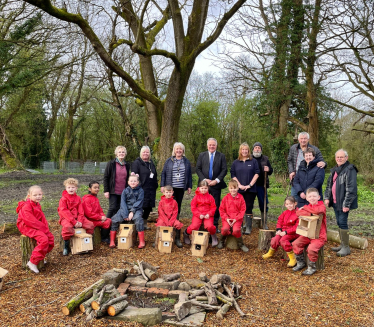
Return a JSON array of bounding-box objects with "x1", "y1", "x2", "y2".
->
[
  {"x1": 296, "y1": 200, "x2": 327, "y2": 241},
  {"x1": 156, "y1": 195, "x2": 178, "y2": 227},
  {"x1": 276, "y1": 209, "x2": 299, "y2": 235},
  {"x1": 58, "y1": 190, "x2": 85, "y2": 225},
  {"x1": 82, "y1": 194, "x2": 105, "y2": 221},
  {"x1": 16, "y1": 199, "x2": 49, "y2": 234},
  {"x1": 191, "y1": 188, "x2": 216, "y2": 218},
  {"x1": 219, "y1": 193, "x2": 246, "y2": 222}
]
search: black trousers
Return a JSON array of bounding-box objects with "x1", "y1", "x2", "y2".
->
[
  {"x1": 209, "y1": 187, "x2": 222, "y2": 228},
  {"x1": 143, "y1": 207, "x2": 152, "y2": 220},
  {"x1": 173, "y1": 188, "x2": 185, "y2": 215},
  {"x1": 242, "y1": 191, "x2": 257, "y2": 214},
  {"x1": 107, "y1": 194, "x2": 121, "y2": 218}
]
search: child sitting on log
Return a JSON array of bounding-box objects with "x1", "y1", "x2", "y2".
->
[
  {"x1": 183, "y1": 180, "x2": 218, "y2": 246},
  {"x1": 58, "y1": 178, "x2": 95, "y2": 256},
  {"x1": 292, "y1": 188, "x2": 327, "y2": 275},
  {"x1": 110, "y1": 172, "x2": 145, "y2": 249},
  {"x1": 82, "y1": 181, "x2": 111, "y2": 245},
  {"x1": 16, "y1": 186, "x2": 54, "y2": 273},
  {"x1": 262, "y1": 196, "x2": 299, "y2": 267},
  {"x1": 155, "y1": 185, "x2": 183, "y2": 248},
  {"x1": 218, "y1": 179, "x2": 248, "y2": 252}
]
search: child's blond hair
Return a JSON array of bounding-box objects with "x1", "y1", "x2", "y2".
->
[
  {"x1": 25, "y1": 185, "x2": 42, "y2": 200},
  {"x1": 306, "y1": 187, "x2": 319, "y2": 195},
  {"x1": 228, "y1": 179, "x2": 238, "y2": 188},
  {"x1": 63, "y1": 178, "x2": 79, "y2": 187},
  {"x1": 164, "y1": 185, "x2": 173, "y2": 192}
]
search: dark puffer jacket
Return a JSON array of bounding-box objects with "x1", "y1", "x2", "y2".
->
[
  {"x1": 293, "y1": 158, "x2": 325, "y2": 207},
  {"x1": 161, "y1": 156, "x2": 192, "y2": 190},
  {"x1": 103, "y1": 159, "x2": 130, "y2": 194},
  {"x1": 324, "y1": 161, "x2": 358, "y2": 210}
]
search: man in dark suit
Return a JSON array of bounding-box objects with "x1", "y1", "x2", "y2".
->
[{"x1": 196, "y1": 138, "x2": 227, "y2": 232}]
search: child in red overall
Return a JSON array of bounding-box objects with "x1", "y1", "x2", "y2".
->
[
  {"x1": 183, "y1": 180, "x2": 218, "y2": 246},
  {"x1": 262, "y1": 196, "x2": 299, "y2": 267},
  {"x1": 292, "y1": 187, "x2": 327, "y2": 275},
  {"x1": 82, "y1": 181, "x2": 111, "y2": 245},
  {"x1": 16, "y1": 186, "x2": 54, "y2": 274},
  {"x1": 156, "y1": 185, "x2": 183, "y2": 248},
  {"x1": 58, "y1": 178, "x2": 94, "y2": 255},
  {"x1": 218, "y1": 179, "x2": 248, "y2": 252}
]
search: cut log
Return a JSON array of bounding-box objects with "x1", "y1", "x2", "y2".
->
[
  {"x1": 2, "y1": 223, "x2": 20, "y2": 234},
  {"x1": 217, "y1": 303, "x2": 231, "y2": 319},
  {"x1": 95, "y1": 295, "x2": 128, "y2": 317},
  {"x1": 252, "y1": 217, "x2": 262, "y2": 229},
  {"x1": 203, "y1": 282, "x2": 218, "y2": 305},
  {"x1": 92, "y1": 285, "x2": 120, "y2": 310},
  {"x1": 196, "y1": 296, "x2": 209, "y2": 301},
  {"x1": 107, "y1": 300, "x2": 129, "y2": 316},
  {"x1": 210, "y1": 274, "x2": 231, "y2": 285},
  {"x1": 304, "y1": 246, "x2": 324, "y2": 270},
  {"x1": 162, "y1": 273, "x2": 180, "y2": 282},
  {"x1": 20, "y1": 235, "x2": 45, "y2": 270},
  {"x1": 80, "y1": 290, "x2": 99, "y2": 313},
  {"x1": 199, "y1": 272, "x2": 208, "y2": 282},
  {"x1": 141, "y1": 262, "x2": 159, "y2": 272},
  {"x1": 62, "y1": 279, "x2": 106, "y2": 315},
  {"x1": 225, "y1": 235, "x2": 239, "y2": 250},
  {"x1": 327, "y1": 229, "x2": 368, "y2": 250},
  {"x1": 130, "y1": 265, "x2": 141, "y2": 275},
  {"x1": 258, "y1": 230, "x2": 276, "y2": 251},
  {"x1": 144, "y1": 268, "x2": 158, "y2": 281},
  {"x1": 93, "y1": 227, "x2": 101, "y2": 246}
]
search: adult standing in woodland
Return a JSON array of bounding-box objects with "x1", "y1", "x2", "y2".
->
[
  {"x1": 131, "y1": 146, "x2": 158, "y2": 230},
  {"x1": 160, "y1": 142, "x2": 192, "y2": 246},
  {"x1": 324, "y1": 149, "x2": 358, "y2": 257},
  {"x1": 293, "y1": 147, "x2": 325, "y2": 208},
  {"x1": 196, "y1": 138, "x2": 227, "y2": 233},
  {"x1": 252, "y1": 142, "x2": 273, "y2": 229},
  {"x1": 231, "y1": 142, "x2": 260, "y2": 235},
  {"x1": 103, "y1": 146, "x2": 130, "y2": 219},
  {"x1": 287, "y1": 132, "x2": 325, "y2": 198}
]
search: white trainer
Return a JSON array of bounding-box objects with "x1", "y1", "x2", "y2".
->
[{"x1": 27, "y1": 261, "x2": 39, "y2": 274}]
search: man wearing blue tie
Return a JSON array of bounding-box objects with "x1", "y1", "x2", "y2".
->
[{"x1": 196, "y1": 138, "x2": 228, "y2": 235}]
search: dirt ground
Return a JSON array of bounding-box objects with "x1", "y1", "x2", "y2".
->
[{"x1": 0, "y1": 171, "x2": 374, "y2": 327}]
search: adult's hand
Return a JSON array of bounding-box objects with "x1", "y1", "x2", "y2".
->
[
  {"x1": 324, "y1": 199, "x2": 329, "y2": 206},
  {"x1": 160, "y1": 187, "x2": 165, "y2": 193},
  {"x1": 264, "y1": 166, "x2": 269, "y2": 172},
  {"x1": 317, "y1": 161, "x2": 326, "y2": 168},
  {"x1": 342, "y1": 207, "x2": 350, "y2": 213},
  {"x1": 289, "y1": 172, "x2": 295, "y2": 180},
  {"x1": 208, "y1": 180, "x2": 217, "y2": 186},
  {"x1": 187, "y1": 188, "x2": 191, "y2": 195},
  {"x1": 104, "y1": 192, "x2": 110, "y2": 199},
  {"x1": 300, "y1": 192, "x2": 306, "y2": 199}
]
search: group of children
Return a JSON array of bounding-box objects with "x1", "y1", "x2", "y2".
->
[{"x1": 17, "y1": 175, "x2": 326, "y2": 276}]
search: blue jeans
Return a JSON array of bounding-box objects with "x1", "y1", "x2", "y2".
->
[
  {"x1": 255, "y1": 186, "x2": 268, "y2": 212},
  {"x1": 291, "y1": 186, "x2": 302, "y2": 207},
  {"x1": 333, "y1": 203, "x2": 349, "y2": 230}
]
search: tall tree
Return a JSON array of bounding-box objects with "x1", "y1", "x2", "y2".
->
[{"x1": 22, "y1": 0, "x2": 246, "y2": 167}]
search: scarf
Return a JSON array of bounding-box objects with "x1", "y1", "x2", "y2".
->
[{"x1": 116, "y1": 158, "x2": 125, "y2": 166}]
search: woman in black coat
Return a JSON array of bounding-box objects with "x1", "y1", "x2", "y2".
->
[
  {"x1": 103, "y1": 146, "x2": 130, "y2": 218},
  {"x1": 131, "y1": 146, "x2": 158, "y2": 230}
]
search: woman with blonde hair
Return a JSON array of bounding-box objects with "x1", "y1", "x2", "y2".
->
[
  {"x1": 231, "y1": 142, "x2": 260, "y2": 235},
  {"x1": 103, "y1": 146, "x2": 130, "y2": 219}
]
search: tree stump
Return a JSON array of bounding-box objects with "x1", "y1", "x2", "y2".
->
[
  {"x1": 258, "y1": 230, "x2": 276, "y2": 251},
  {"x1": 252, "y1": 217, "x2": 262, "y2": 229},
  {"x1": 93, "y1": 227, "x2": 101, "y2": 247},
  {"x1": 304, "y1": 246, "x2": 324, "y2": 270},
  {"x1": 225, "y1": 235, "x2": 239, "y2": 250},
  {"x1": 20, "y1": 235, "x2": 45, "y2": 270}
]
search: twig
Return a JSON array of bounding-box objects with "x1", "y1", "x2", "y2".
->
[
  {"x1": 11, "y1": 297, "x2": 61, "y2": 317},
  {"x1": 137, "y1": 260, "x2": 149, "y2": 281},
  {"x1": 189, "y1": 300, "x2": 221, "y2": 310},
  {"x1": 5, "y1": 278, "x2": 32, "y2": 285},
  {"x1": 0, "y1": 285, "x2": 21, "y2": 294},
  {"x1": 223, "y1": 285, "x2": 246, "y2": 317}
]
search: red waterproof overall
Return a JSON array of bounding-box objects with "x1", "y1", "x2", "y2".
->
[
  {"x1": 156, "y1": 195, "x2": 183, "y2": 229},
  {"x1": 82, "y1": 194, "x2": 111, "y2": 229},
  {"x1": 219, "y1": 193, "x2": 246, "y2": 238}
]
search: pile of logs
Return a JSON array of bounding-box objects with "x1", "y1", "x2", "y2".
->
[{"x1": 174, "y1": 272, "x2": 245, "y2": 321}]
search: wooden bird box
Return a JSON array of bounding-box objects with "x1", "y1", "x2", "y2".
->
[
  {"x1": 0, "y1": 267, "x2": 9, "y2": 291},
  {"x1": 296, "y1": 214, "x2": 323, "y2": 239},
  {"x1": 117, "y1": 224, "x2": 134, "y2": 249},
  {"x1": 157, "y1": 227, "x2": 174, "y2": 253},
  {"x1": 71, "y1": 228, "x2": 93, "y2": 254},
  {"x1": 191, "y1": 230, "x2": 209, "y2": 257}
]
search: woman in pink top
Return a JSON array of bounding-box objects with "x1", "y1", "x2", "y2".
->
[{"x1": 103, "y1": 146, "x2": 130, "y2": 219}]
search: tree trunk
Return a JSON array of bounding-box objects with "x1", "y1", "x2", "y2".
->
[
  {"x1": 93, "y1": 227, "x2": 101, "y2": 247},
  {"x1": 0, "y1": 123, "x2": 23, "y2": 169},
  {"x1": 327, "y1": 229, "x2": 368, "y2": 250},
  {"x1": 258, "y1": 230, "x2": 276, "y2": 251},
  {"x1": 62, "y1": 279, "x2": 106, "y2": 315},
  {"x1": 20, "y1": 235, "x2": 44, "y2": 270}
]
